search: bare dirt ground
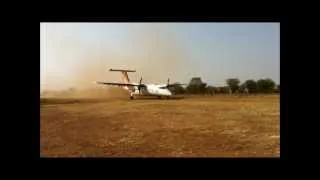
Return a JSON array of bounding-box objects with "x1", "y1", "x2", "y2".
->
[{"x1": 40, "y1": 95, "x2": 280, "y2": 157}]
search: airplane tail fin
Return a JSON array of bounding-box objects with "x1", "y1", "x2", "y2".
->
[{"x1": 109, "y1": 68, "x2": 136, "y2": 84}]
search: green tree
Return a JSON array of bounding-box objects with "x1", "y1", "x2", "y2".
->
[
  {"x1": 168, "y1": 83, "x2": 185, "y2": 94},
  {"x1": 206, "y1": 86, "x2": 215, "y2": 95},
  {"x1": 219, "y1": 86, "x2": 230, "y2": 94},
  {"x1": 214, "y1": 87, "x2": 221, "y2": 94},
  {"x1": 200, "y1": 83, "x2": 207, "y2": 94},
  {"x1": 213, "y1": 87, "x2": 220, "y2": 94},
  {"x1": 226, "y1": 78, "x2": 240, "y2": 93},
  {"x1": 275, "y1": 84, "x2": 280, "y2": 93},
  {"x1": 186, "y1": 77, "x2": 207, "y2": 94},
  {"x1": 186, "y1": 85, "x2": 196, "y2": 94},
  {"x1": 257, "y1": 78, "x2": 276, "y2": 93},
  {"x1": 239, "y1": 83, "x2": 246, "y2": 93},
  {"x1": 243, "y1": 80, "x2": 258, "y2": 94}
]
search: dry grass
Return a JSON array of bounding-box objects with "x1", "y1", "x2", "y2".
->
[{"x1": 40, "y1": 95, "x2": 279, "y2": 157}]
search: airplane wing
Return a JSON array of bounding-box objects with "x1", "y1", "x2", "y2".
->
[
  {"x1": 95, "y1": 81, "x2": 139, "y2": 87},
  {"x1": 160, "y1": 83, "x2": 187, "y2": 88},
  {"x1": 167, "y1": 83, "x2": 187, "y2": 87}
]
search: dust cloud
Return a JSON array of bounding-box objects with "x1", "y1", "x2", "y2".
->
[{"x1": 41, "y1": 23, "x2": 195, "y2": 98}]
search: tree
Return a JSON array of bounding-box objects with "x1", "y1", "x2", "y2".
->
[
  {"x1": 200, "y1": 83, "x2": 207, "y2": 94},
  {"x1": 168, "y1": 83, "x2": 185, "y2": 94},
  {"x1": 186, "y1": 77, "x2": 207, "y2": 94},
  {"x1": 275, "y1": 84, "x2": 280, "y2": 93},
  {"x1": 257, "y1": 78, "x2": 276, "y2": 93},
  {"x1": 186, "y1": 85, "x2": 197, "y2": 94},
  {"x1": 214, "y1": 87, "x2": 221, "y2": 94},
  {"x1": 213, "y1": 87, "x2": 220, "y2": 94},
  {"x1": 219, "y1": 86, "x2": 230, "y2": 94},
  {"x1": 239, "y1": 83, "x2": 246, "y2": 93},
  {"x1": 226, "y1": 78, "x2": 240, "y2": 93},
  {"x1": 243, "y1": 80, "x2": 258, "y2": 94},
  {"x1": 206, "y1": 86, "x2": 215, "y2": 95}
]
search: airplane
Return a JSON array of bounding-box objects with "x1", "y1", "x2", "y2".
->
[{"x1": 95, "y1": 68, "x2": 186, "y2": 100}]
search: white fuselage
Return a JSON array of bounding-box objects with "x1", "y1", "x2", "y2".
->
[
  {"x1": 128, "y1": 84, "x2": 172, "y2": 97},
  {"x1": 104, "y1": 69, "x2": 173, "y2": 98}
]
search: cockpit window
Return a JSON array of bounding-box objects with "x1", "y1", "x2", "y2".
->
[{"x1": 159, "y1": 87, "x2": 167, "y2": 89}]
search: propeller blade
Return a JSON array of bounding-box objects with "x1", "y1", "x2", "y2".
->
[{"x1": 138, "y1": 77, "x2": 143, "y2": 93}]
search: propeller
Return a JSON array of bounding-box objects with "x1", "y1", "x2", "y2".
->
[{"x1": 138, "y1": 77, "x2": 143, "y2": 94}]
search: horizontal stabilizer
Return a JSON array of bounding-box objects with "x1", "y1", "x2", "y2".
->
[
  {"x1": 160, "y1": 83, "x2": 187, "y2": 88},
  {"x1": 109, "y1": 69, "x2": 136, "y2": 72}
]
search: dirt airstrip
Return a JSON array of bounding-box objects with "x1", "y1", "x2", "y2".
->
[{"x1": 40, "y1": 94, "x2": 280, "y2": 157}]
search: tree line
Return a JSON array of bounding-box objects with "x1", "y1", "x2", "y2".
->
[
  {"x1": 169, "y1": 77, "x2": 280, "y2": 95},
  {"x1": 41, "y1": 77, "x2": 279, "y2": 96}
]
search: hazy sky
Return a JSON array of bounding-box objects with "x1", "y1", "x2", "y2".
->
[{"x1": 40, "y1": 23, "x2": 279, "y2": 91}]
